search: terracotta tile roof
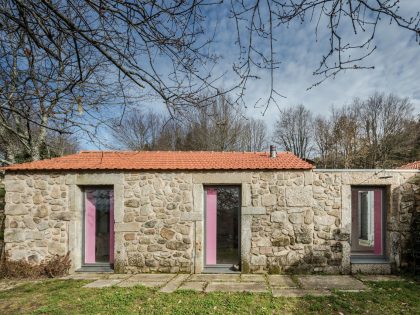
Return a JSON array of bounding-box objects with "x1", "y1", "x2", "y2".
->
[
  {"x1": 1, "y1": 151, "x2": 314, "y2": 171},
  {"x1": 397, "y1": 161, "x2": 420, "y2": 170}
]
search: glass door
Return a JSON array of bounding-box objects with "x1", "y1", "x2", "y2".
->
[
  {"x1": 84, "y1": 187, "x2": 114, "y2": 265},
  {"x1": 205, "y1": 186, "x2": 240, "y2": 267},
  {"x1": 351, "y1": 187, "x2": 385, "y2": 257}
]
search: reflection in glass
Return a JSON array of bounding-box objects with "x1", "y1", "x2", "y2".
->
[
  {"x1": 94, "y1": 190, "x2": 111, "y2": 262},
  {"x1": 351, "y1": 188, "x2": 383, "y2": 256},
  {"x1": 359, "y1": 191, "x2": 374, "y2": 247}
]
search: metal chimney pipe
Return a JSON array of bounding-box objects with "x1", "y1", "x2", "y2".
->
[{"x1": 269, "y1": 145, "x2": 277, "y2": 158}]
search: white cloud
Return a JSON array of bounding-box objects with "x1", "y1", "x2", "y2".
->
[
  {"x1": 82, "y1": 1, "x2": 420, "y2": 149},
  {"x1": 229, "y1": 4, "x2": 420, "y2": 130}
]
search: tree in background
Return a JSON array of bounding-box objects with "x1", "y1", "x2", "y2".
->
[
  {"x1": 330, "y1": 105, "x2": 361, "y2": 168},
  {"x1": 180, "y1": 96, "x2": 247, "y2": 151},
  {"x1": 0, "y1": 1, "x2": 418, "y2": 164},
  {"x1": 312, "y1": 93, "x2": 418, "y2": 169},
  {"x1": 110, "y1": 110, "x2": 163, "y2": 151},
  {"x1": 0, "y1": 10, "x2": 151, "y2": 165},
  {"x1": 313, "y1": 116, "x2": 333, "y2": 168},
  {"x1": 0, "y1": 0, "x2": 418, "y2": 115},
  {"x1": 273, "y1": 105, "x2": 313, "y2": 159},
  {"x1": 239, "y1": 119, "x2": 268, "y2": 152},
  {"x1": 110, "y1": 92, "x2": 418, "y2": 170},
  {"x1": 272, "y1": 93, "x2": 418, "y2": 168},
  {"x1": 109, "y1": 95, "x2": 268, "y2": 152},
  {"x1": 359, "y1": 93, "x2": 415, "y2": 168},
  {"x1": 0, "y1": 12, "x2": 119, "y2": 164}
]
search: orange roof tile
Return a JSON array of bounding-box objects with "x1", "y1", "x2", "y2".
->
[
  {"x1": 397, "y1": 161, "x2": 420, "y2": 170},
  {"x1": 1, "y1": 151, "x2": 313, "y2": 171}
]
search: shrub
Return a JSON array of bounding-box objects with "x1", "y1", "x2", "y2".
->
[
  {"x1": 0, "y1": 252, "x2": 71, "y2": 279},
  {"x1": 43, "y1": 252, "x2": 71, "y2": 278}
]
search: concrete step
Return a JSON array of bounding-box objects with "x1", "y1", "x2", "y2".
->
[
  {"x1": 351, "y1": 262, "x2": 392, "y2": 274},
  {"x1": 76, "y1": 264, "x2": 114, "y2": 273}
]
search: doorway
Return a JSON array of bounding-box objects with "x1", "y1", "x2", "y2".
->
[
  {"x1": 204, "y1": 186, "x2": 241, "y2": 271},
  {"x1": 351, "y1": 187, "x2": 386, "y2": 258},
  {"x1": 83, "y1": 187, "x2": 114, "y2": 267}
]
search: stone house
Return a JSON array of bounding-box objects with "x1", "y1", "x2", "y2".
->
[{"x1": 2, "y1": 150, "x2": 419, "y2": 274}]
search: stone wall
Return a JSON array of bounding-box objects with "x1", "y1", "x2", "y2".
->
[
  {"x1": 121, "y1": 173, "x2": 194, "y2": 273},
  {"x1": 2, "y1": 169, "x2": 419, "y2": 274},
  {"x1": 248, "y1": 171, "x2": 346, "y2": 274},
  {"x1": 313, "y1": 170, "x2": 420, "y2": 272},
  {"x1": 4, "y1": 173, "x2": 69, "y2": 263},
  {"x1": 393, "y1": 174, "x2": 420, "y2": 269}
]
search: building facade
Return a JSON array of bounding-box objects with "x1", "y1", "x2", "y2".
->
[{"x1": 2, "y1": 151, "x2": 419, "y2": 274}]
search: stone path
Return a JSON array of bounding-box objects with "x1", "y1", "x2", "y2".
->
[
  {"x1": 0, "y1": 274, "x2": 403, "y2": 295},
  {"x1": 70, "y1": 273, "x2": 404, "y2": 296}
]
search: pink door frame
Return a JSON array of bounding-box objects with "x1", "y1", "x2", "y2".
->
[
  {"x1": 85, "y1": 190, "x2": 96, "y2": 264},
  {"x1": 109, "y1": 190, "x2": 115, "y2": 263},
  {"x1": 205, "y1": 188, "x2": 217, "y2": 265},
  {"x1": 84, "y1": 188, "x2": 114, "y2": 264}
]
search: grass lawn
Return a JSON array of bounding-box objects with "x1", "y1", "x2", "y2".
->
[{"x1": 0, "y1": 279, "x2": 419, "y2": 314}]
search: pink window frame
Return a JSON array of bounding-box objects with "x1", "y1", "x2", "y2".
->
[{"x1": 351, "y1": 187, "x2": 386, "y2": 257}]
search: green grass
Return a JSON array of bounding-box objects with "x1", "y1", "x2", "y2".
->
[{"x1": 0, "y1": 279, "x2": 419, "y2": 314}]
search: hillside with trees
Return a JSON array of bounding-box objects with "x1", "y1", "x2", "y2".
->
[
  {"x1": 273, "y1": 93, "x2": 419, "y2": 169},
  {"x1": 108, "y1": 92, "x2": 419, "y2": 169}
]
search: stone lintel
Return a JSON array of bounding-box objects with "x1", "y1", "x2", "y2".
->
[
  {"x1": 114, "y1": 222, "x2": 140, "y2": 232},
  {"x1": 192, "y1": 172, "x2": 251, "y2": 184},
  {"x1": 74, "y1": 173, "x2": 123, "y2": 185},
  {"x1": 180, "y1": 212, "x2": 202, "y2": 222},
  {"x1": 241, "y1": 206, "x2": 266, "y2": 215}
]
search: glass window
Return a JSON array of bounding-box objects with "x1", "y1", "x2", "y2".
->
[
  {"x1": 351, "y1": 188, "x2": 385, "y2": 257},
  {"x1": 359, "y1": 191, "x2": 374, "y2": 246}
]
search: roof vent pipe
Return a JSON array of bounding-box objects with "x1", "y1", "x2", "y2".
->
[{"x1": 269, "y1": 145, "x2": 277, "y2": 158}]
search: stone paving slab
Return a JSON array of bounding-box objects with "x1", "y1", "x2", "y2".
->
[
  {"x1": 160, "y1": 274, "x2": 190, "y2": 293},
  {"x1": 83, "y1": 279, "x2": 122, "y2": 288},
  {"x1": 108, "y1": 274, "x2": 131, "y2": 280},
  {"x1": 64, "y1": 273, "x2": 111, "y2": 280},
  {"x1": 178, "y1": 281, "x2": 206, "y2": 292},
  {"x1": 189, "y1": 274, "x2": 241, "y2": 282},
  {"x1": 205, "y1": 282, "x2": 268, "y2": 293},
  {"x1": 129, "y1": 274, "x2": 176, "y2": 282},
  {"x1": 357, "y1": 275, "x2": 405, "y2": 282},
  {"x1": 117, "y1": 280, "x2": 164, "y2": 288},
  {"x1": 272, "y1": 288, "x2": 332, "y2": 297},
  {"x1": 297, "y1": 275, "x2": 367, "y2": 291},
  {"x1": 268, "y1": 275, "x2": 297, "y2": 288},
  {"x1": 241, "y1": 274, "x2": 266, "y2": 282},
  {"x1": 71, "y1": 273, "x2": 376, "y2": 295}
]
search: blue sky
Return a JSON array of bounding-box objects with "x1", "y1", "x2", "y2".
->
[
  {"x1": 84, "y1": 1, "x2": 420, "y2": 150},
  {"x1": 209, "y1": 1, "x2": 420, "y2": 121}
]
